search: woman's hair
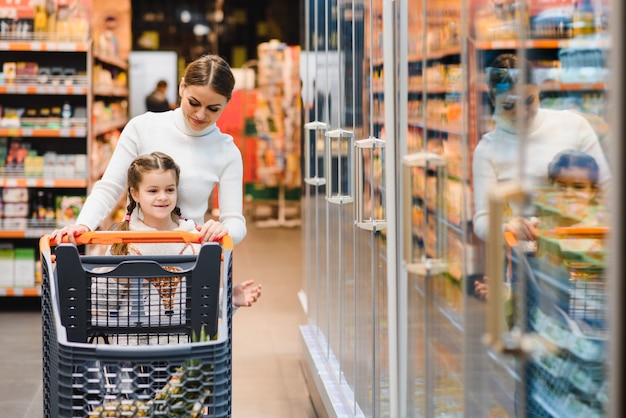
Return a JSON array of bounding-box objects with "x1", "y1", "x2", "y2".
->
[
  {"x1": 487, "y1": 53, "x2": 535, "y2": 103},
  {"x1": 548, "y1": 149, "x2": 600, "y2": 186},
  {"x1": 110, "y1": 152, "x2": 183, "y2": 255},
  {"x1": 181, "y1": 54, "x2": 236, "y2": 101}
]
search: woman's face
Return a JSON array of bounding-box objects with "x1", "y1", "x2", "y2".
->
[
  {"x1": 178, "y1": 81, "x2": 228, "y2": 131},
  {"x1": 493, "y1": 83, "x2": 540, "y2": 130}
]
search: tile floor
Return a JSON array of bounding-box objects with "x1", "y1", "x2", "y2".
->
[{"x1": 0, "y1": 225, "x2": 319, "y2": 418}]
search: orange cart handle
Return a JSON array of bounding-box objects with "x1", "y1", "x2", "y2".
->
[
  {"x1": 548, "y1": 226, "x2": 608, "y2": 239},
  {"x1": 42, "y1": 231, "x2": 233, "y2": 249}
]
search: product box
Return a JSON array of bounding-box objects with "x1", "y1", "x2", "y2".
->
[
  {"x1": 56, "y1": 195, "x2": 86, "y2": 226},
  {"x1": 13, "y1": 248, "x2": 35, "y2": 288},
  {"x1": 2, "y1": 187, "x2": 28, "y2": 203},
  {"x1": 0, "y1": 137, "x2": 7, "y2": 170},
  {"x1": 0, "y1": 244, "x2": 15, "y2": 288}
]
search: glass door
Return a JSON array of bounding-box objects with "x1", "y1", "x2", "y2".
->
[
  {"x1": 398, "y1": 0, "x2": 469, "y2": 416},
  {"x1": 467, "y1": 0, "x2": 614, "y2": 417}
]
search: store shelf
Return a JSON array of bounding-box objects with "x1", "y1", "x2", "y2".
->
[
  {"x1": 0, "y1": 39, "x2": 90, "y2": 52},
  {"x1": 0, "y1": 127, "x2": 88, "y2": 137},
  {"x1": 471, "y1": 37, "x2": 611, "y2": 51},
  {"x1": 1, "y1": 36, "x2": 92, "y2": 298},
  {"x1": 0, "y1": 178, "x2": 88, "y2": 188},
  {"x1": 0, "y1": 287, "x2": 41, "y2": 297},
  {"x1": 0, "y1": 81, "x2": 89, "y2": 95}
]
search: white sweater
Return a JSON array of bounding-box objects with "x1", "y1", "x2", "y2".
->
[
  {"x1": 77, "y1": 108, "x2": 247, "y2": 245},
  {"x1": 472, "y1": 108, "x2": 611, "y2": 241}
]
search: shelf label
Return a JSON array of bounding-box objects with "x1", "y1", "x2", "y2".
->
[
  {"x1": 31, "y1": 42, "x2": 43, "y2": 51},
  {"x1": 43, "y1": 179, "x2": 55, "y2": 188},
  {"x1": 6, "y1": 178, "x2": 18, "y2": 187},
  {"x1": 26, "y1": 178, "x2": 37, "y2": 187}
]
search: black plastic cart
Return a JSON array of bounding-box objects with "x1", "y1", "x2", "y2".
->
[{"x1": 40, "y1": 231, "x2": 234, "y2": 417}]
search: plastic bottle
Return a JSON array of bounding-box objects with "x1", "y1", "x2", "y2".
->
[
  {"x1": 62, "y1": 102, "x2": 71, "y2": 127},
  {"x1": 572, "y1": 0, "x2": 595, "y2": 37}
]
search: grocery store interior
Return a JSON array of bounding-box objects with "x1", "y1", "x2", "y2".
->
[{"x1": 1, "y1": 0, "x2": 626, "y2": 417}]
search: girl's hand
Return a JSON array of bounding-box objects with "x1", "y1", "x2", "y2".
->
[
  {"x1": 197, "y1": 219, "x2": 228, "y2": 243},
  {"x1": 474, "y1": 276, "x2": 489, "y2": 300},
  {"x1": 50, "y1": 224, "x2": 90, "y2": 245},
  {"x1": 233, "y1": 279, "x2": 262, "y2": 307}
]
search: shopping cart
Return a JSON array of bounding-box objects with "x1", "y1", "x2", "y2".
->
[{"x1": 40, "y1": 231, "x2": 234, "y2": 418}]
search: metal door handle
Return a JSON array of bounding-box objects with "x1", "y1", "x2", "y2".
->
[
  {"x1": 303, "y1": 121, "x2": 328, "y2": 186},
  {"x1": 402, "y1": 152, "x2": 447, "y2": 275},
  {"x1": 325, "y1": 128, "x2": 354, "y2": 204},
  {"x1": 354, "y1": 136, "x2": 386, "y2": 231},
  {"x1": 483, "y1": 182, "x2": 525, "y2": 352}
]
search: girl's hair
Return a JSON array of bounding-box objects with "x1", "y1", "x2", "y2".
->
[
  {"x1": 487, "y1": 53, "x2": 535, "y2": 104},
  {"x1": 548, "y1": 149, "x2": 600, "y2": 186},
  {"x1": 181, "y1": 54, "x2": 236, "y2": 101},
  {"x1": 110, "y1": 152, "x2": 183, "y2": 255}
]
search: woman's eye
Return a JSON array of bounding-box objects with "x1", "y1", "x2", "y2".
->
[
  {"x1": 525, "y1": 95, "x2": 535, "y2": 106},
  {"x1": 501, "y1": 101, "x2": 515, "y2": 111}
]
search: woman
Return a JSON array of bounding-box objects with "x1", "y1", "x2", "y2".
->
[
  {"x1": 52, "y1": 54, "x2": 246, "y2": 245},
  {"x1": 472, "y1": 53, "x2": 611, "y2": 241}
]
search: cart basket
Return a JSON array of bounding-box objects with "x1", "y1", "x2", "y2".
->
[{"x1": 40, "y1": 231, "x2": 234, "y2": 418}]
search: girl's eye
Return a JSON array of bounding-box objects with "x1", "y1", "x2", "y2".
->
[
  {"x1": 525, "y1": 95, "x2": 535, "y2": 106},
  {"x1": 208, "y1": 107, "x2": 219, "y2": 113}
]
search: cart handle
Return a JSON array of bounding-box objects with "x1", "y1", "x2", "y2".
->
[
  {"x1": 544, "y1": 226, "x2": 608, "y2": 239},
  {"x1": 40, "y1": 231, "x2": 233, "y2": 252}
]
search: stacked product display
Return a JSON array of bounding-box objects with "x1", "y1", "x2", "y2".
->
[{"x1": 248, "y1": 40, "x2": 301, "y2": 227}]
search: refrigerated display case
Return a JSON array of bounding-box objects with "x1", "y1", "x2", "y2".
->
[{"x1": 299, "y1": 0, "x2": 622, "y2": 417}]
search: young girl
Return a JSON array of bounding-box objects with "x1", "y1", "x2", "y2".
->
[
  {"x1": 93, "y1": 152, "x2": 261, "y2": 328},
  {"x1": 474, "y1": 149, "x2": 606, "y2": 299}
]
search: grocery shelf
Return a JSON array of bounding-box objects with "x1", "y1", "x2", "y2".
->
[
  {"x1": 0, "y1": 40, "x2": 90, "y2": 52},
  {"x1": 0, "y1": 287, "x2": 41, "y2": 297},
  {"x1": 471, "y1": 37, "x2": 611, "y2": 51},
  {"x1": 0, "y1": 127, "x2": 88, "y2": 137},
  {"x1": 0, "y1": 178, "x2": 88, "y2": 188}
]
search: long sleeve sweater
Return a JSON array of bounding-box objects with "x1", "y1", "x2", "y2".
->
[
  {"x1": 77, "y1": 108, "x2": 247, "y2": 244},
  {"x1": 472, "y1": 108, "x2": 611, "y2": 241}
]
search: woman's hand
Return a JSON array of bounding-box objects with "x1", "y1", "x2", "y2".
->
[
  {"x1": 50, "y1": 224, "x2": 90, "y2": 244},
  {"x1": 197, "y1": 219, "x2": 228, "y2": 243},
  {"x1": 505, "y1": 216, "x2": 540, "y2": 241}
]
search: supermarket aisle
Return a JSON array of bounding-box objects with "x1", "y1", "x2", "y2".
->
[{"x1": 0, "y1": 224, "x2": 318, "y2": 418}]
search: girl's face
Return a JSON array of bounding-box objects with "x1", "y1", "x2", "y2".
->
[
  {"x1": 130, "y1": 169, "x2": 178, "y2": 230},
  {"x1": 178, "y1": 81, "x2": 228, "y2": 131},
  {"x1": 551, "y1": 166, "x2": 597, "y2": 217}
]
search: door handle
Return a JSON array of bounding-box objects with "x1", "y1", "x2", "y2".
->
[
  {"x1": 483, "y1": 182, "x2": 528, "y2": 353},
  {"x1": 354, "y1": 136, "x2": 386, "y2": 231},
  {"x1": 325, "y1": 128, "x2": 354, "y2": 204},
  {"x1": 402, "y1": 152, "x2": 447, "y2": 275},
  {"x1": 303, "y1": 121, "x2": 328, "y2": 186}
]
